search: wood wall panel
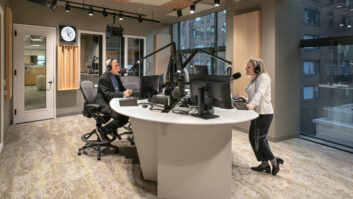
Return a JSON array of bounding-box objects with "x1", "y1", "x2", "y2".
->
[
  {"x1": 233, "y1": 10, "x2": 261, "y2": 97},
  {"x1": 154, "y1": 34, "x2": 171, "y2": 81},
  {"x1": 57, "y1": 45, "x2": 79, "y2": 90},
  {"x1": 5, "y1": 7, "x2": 12, "y2": 100}
]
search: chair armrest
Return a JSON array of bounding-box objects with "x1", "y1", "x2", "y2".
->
[{"x1": 84, "y1": 104, "x2": 102, "y2": 112}]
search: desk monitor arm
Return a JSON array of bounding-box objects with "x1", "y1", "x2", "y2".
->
[{"x1": 191, "y1": 86, "x2": 219, "y2": 119}]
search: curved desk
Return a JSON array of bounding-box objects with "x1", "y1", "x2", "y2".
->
[{"x1": 110, "y1": 98, "x2": 258, "y2": 199}]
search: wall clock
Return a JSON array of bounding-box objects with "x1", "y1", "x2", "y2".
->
[{"x1": 59, "y1": 25, "x2": 76, "y2": 42}]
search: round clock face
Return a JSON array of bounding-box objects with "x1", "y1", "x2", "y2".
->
[{"x1": 61, "y1": 26, "x2": 76, "y2": 42}]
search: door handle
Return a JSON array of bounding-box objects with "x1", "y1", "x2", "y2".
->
[{"x1": 47, "y1": 81, "x2": 53, "y2": 91}]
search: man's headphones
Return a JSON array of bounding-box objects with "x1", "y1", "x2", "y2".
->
[{"x1": 252, "y1": 59, "x2": 261, "y2": 74}]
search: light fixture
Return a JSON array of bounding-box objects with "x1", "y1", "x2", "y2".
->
[
  {"x1": 56, "y1": 0, "x2": 160, "y2": 23},
  {"x1": 190, "y1": 4, "x2": 195, "y2": 14},
  {"x1": 65, "y1": 3, "x2": 70, "y2": 12},
  {"x1": 88, "y1": 6, "x2": 93, "y2": 16},
  {"x1": 348, "y1": 24, "x2": 352, "y2": 28},
  {"x1": 340, "y1": 23, "x2": 344, "y2": 27},
  {"x1": 214, "y1": 0, "x2": 220, "y2": 7},
  {"x1": 177, "y1": 9, "x2": 182, "y2": 17},
  {"x1": 102, "y1": 8, "x2": 108, "y2": 17}
]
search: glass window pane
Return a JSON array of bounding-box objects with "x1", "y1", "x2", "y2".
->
[
  {"x1": 217, "y1": 10, "x2": 226, "y2": 47},
  {"x1": 24, "y1": 35, "x2": 46, "y2": 111},
  {"x1": 300, "y1": 44, "x2": 353, "y2": 147},
  {"x1": 80, "y1": 34, "x2": 102, "y2": 85}
]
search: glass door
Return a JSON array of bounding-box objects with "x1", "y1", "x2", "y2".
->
[{"x1": 13, "y1": 24, "x2": 55, "y2": 124}]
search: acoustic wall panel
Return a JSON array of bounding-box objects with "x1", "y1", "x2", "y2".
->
[{"x1": 233, "y1": 10, "x2": 261, "y2": 96}]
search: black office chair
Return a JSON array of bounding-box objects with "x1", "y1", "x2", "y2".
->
[{"x1": 78, "y1": 80, "x2": 119, "y2": 160}]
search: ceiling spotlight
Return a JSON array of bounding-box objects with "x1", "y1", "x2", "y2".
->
[
  {"x1": 138, "y1": 15, "x2": 143, "y2": 23},
  {"x1": 214, "y1": 0, "x2": 220, "y2": 7},
  {"x1": 190, "y1": 4, "x2": 195, "y2": 14},
  {"x1": 102, "y1": 8, "x2": 108, "y2": 17},
  {"x1": 88, "y1": 6, "x2": 93, "y2": 16},
  {"x1": 65, "y1": 3, "x2": 70, "y2": 13},
  {"x1": 119, "y1": 12, "x2": 123, "y2": 21},
  {"x1": 177, "y1": 9, "x2": 182, "y2": 17}
]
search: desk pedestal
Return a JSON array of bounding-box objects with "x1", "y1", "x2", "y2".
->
[{"x1": 131, "y1": 118, "x2": 232, "y2": 199}]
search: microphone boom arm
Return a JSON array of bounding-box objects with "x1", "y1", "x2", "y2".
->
[{"x1": 181, "y1": 48, "x2": 232, "y2": 75}]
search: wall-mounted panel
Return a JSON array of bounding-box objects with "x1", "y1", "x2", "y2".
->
[
  {"x1": 57, "y1": 45, "x2": 79, "y2": 91},
  {"x1": 233, "y1": 10, "x2": 261, "y2": 96}
]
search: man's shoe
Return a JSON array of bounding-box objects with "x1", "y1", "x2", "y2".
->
[
  {"x1": 251, "y1": 165, "x2": 271, "y2": 173},
  {"x1": 272, "y1": 157, "x2": 284, "y2": 176},
  {"x1": 96, "y1": 127, "x2": 110, "y2": 142}
]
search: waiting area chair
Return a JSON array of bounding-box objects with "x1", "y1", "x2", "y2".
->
[{"x1": 78, "y1": 80, "x2": 119, "y2": 160}]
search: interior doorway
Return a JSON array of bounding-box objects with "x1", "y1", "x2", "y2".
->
[{"x1": 13, "y1": 24, "x2": 56, "y2": 124}]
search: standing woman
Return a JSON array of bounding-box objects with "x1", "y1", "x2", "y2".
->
[{"x1": 244, "y1": 58, "x2": 283, "y2": 175}]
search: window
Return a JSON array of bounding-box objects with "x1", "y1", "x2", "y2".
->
[
  {"x1": 303, "y1": 35, "x2": 319, "y2": 50},
  {"x1": 80, "y1": 32, "x2": 104, "y2": 85},
  {"x1": 173, "y1": 11, "x2": 226, "y2": 75},
  {"x1": 329, "y1": 13, "x2": 334, "y2": 28},
  {"x1": 304, "y1": 9, "x2": 320, "y2": 25},
  {"x1": 303, "y1": 86, "x2": 319, "y2": 99},
  {"x1": 340, "y1": 16, "x2": 351, "y2": 29},
  {"x1": 304, "y1": 61, "x2": 319, "y2": 75}
]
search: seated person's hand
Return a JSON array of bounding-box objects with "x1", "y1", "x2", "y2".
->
[{"x1": 124, "y1": 89, "x2": 133, "y2": 97}]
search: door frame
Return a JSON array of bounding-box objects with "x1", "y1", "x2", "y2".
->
[
  {"x1": 0, "y1": 6, "x2": 4, "y2": 152},
  {"x1": 78, "y1": 29, "x2": 106, "y2": 81},
  {"x1": 123, "y1": 35, "x2": 146, "y2": 76},
  {"x1": 13, "y1": 24, "x2": 56, "y2": 124}
]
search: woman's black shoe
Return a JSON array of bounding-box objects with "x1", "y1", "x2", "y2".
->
[
  {"x1": 272, "y1": 157, "x2": 284, "y2": 176},
  {"x1": 251, "y1": 165, "x2": 271, "y2": 173}
]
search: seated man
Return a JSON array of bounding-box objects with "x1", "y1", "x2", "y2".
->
[{"x1": 95, "y1": 59, "x2": 133, "y2": 141}]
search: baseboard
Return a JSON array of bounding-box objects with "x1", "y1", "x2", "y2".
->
[{"x1": 268, "y1": 134, "x2": 299, "y2": 142}]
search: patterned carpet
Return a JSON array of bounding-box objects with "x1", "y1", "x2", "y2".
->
[{"x1": 0, "y1": 115, "x2": 352, "y2": 198}]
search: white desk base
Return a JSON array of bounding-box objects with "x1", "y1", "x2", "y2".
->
[{"x1": 132, "y1": 118, "x2": 232, "y2": 199}]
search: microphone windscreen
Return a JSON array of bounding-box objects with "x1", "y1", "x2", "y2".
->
[
  {"x1": 232, "y1": 72, "x2": 241, "y2": 80},
  {"x1": 171, "y1": 86, "x2": 181, "y2": 99}
]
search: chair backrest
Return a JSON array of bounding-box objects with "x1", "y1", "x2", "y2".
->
[
  {"x1": 80, "y1": 80, "x2": 97, "y2": 104},
  {"x1": 120, "y1": 76, "x2": 141, "y2": 91}
]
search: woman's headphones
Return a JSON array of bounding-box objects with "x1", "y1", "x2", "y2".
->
[{"x1": 252, "y1": 59, "x2": 261, "y2": 74}]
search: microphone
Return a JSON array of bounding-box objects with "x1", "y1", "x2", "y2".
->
[
  {"x1": 231, "y1": 72, "x2": 241, "y2": 80},
  {"x1": 171, "y1": 86, "x2": 182, "y2": 99}
]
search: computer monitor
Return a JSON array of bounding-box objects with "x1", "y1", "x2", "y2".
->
[
  {"x1": 189, "y1": 75, "x2": 232, "y2": 109},
  {"x1": 140, "y1": 75, "x2": 160, "y2": 99}
]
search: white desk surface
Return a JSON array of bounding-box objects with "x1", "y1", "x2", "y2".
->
[{"x1": 110, "y1": 98, "x2": 258, "y2": 125}]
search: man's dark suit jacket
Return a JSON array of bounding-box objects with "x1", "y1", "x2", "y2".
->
[{"x1": 96, "y1": 72, "x2": 126, "y2": 114}]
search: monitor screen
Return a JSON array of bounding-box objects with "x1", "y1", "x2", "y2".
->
[{"x1": 140, "y1": 75, "x2": 161, "y2": 99}]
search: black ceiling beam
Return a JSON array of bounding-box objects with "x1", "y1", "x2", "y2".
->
[
  {"x1": 59, "y1": 0, "x2": 146, "y2": 16},
  {"x1": 68, "y1": 5, "x2": 160, "y2": 23}
]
